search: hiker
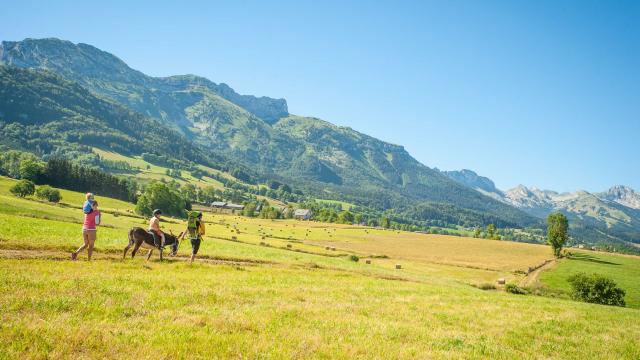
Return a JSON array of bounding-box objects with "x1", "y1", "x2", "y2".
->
[
  {"x1": 181, "y1": 211, "x2": 205, "y2": 263},
  {"x1": 72, "y1": 200, "x2": 101, "y2": 261},
  {"x1": 83, "y1": 192, "x2": 94, "y2": 214},
  {"x1": 149, "y1": 209, "x2": 165, "y2": 249}
]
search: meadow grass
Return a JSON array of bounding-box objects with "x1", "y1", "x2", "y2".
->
[
  {"x1": 1, "y1": 259, "x2": 639, "y2": 359},
  {"x1": 1, "y1": 177, "x2": 640, "y2": 358},
  {"x1": 540, "y1": 251, "x2": 640, "y2": 308}
]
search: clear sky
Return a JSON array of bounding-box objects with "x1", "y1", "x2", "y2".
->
[{"x1": 2, "y1": 0, "x2": 639, "y2": 192}]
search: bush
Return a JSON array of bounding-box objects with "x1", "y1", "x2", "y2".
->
[
  {"x1": 10, "y1": 179, "x2": 36, "y2": 198},
  {"x1": 568, "y1": 272, "x2": 626, "y2": 307},
  {"x1": 505, "y1": 283, "x2": 527, "y2": 295},
  {"x1": 35, "y1": 185, "x2": 62, "y2": 203},
  {"x1": 348, "y1": 255, "x2": 359, "y2": 262},
  {"x1": 476, "y1": 283, "x2": 496, "y2": 290}
]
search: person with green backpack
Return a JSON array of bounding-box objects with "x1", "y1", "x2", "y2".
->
[{"x1": 180, "y1": 211, "x2": 205, "y2": 263}]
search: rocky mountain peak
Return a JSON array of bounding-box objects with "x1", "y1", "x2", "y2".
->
[
  {"x1": 442, "y1": 169, "x2": 500, "y2": 194},
  {"x1": 600, "y1": 185, "x2": 640, "y2": 210}
]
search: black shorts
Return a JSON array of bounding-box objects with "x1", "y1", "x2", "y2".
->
[{"x1": 190, "y1": 237, "x2": 201, "y2": 255}]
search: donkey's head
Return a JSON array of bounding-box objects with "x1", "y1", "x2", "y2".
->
[{"x1": 169, "y1": 232, "x2": 184, "y2": 256}]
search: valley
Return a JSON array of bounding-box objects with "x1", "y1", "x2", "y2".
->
[{"x1": 0, "y1": 176, "x2": 639, "y2": 358}]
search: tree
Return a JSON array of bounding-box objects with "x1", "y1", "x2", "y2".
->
[
  {"x1": 337, "y1": 211, "x2": 354, "y2": 224},
  {"x1": 283, "y1": 206, "x2": 294, "y2": 219},
  {"x1": 18, "y1": 159, "x2": 44, "y2": 181},
  {"x1": 35, "y1": 185, "x2": 62, "y2": 203},
  {"x1": 135, "y1": 182, "x2": 187, "y2": 218},
  {"x1": 547, "y1": 212, "x2": 568, "y2": 257},
  {"x1": 354, "y1": 213, "x2": 363, "y2": 225},
  {"x1": 473, "y1": 227, "x2": 482, "y2": 238},
  {"x1": 181, "y1": 183, "x2": 198, "y2": 202},
  {"x1": 486, "y1": 224, "x2": 496, "y2": 239},
  {"x1": 10, "y1": 179, "x2": 36, "y2": 198},
  {"x1": 243, "y1": 202, "x2": 257, "y2": 217},
  {"x1": 380, "y1": 217, "x2": 390, "y2": 229}
]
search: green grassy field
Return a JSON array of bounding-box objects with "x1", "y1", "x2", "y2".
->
[
  {"x1": 1, "y1": 176, "x2": 639, "y2": 358},
  {"x1": 540, "y1": 252, "x2": 640, "y2": 308}
]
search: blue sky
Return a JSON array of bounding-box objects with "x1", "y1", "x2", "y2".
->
[{"x1": 2, "y1": 0, "x2": 639, "y2": 192}]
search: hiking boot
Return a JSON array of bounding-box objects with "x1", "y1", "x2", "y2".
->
[{"x1": 71, "y1": 252, "x2": 77, "y2": 260}]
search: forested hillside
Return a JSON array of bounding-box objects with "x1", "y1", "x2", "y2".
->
[{"x1": 0, "y1": 38, "x2": 539, "y2": 230}]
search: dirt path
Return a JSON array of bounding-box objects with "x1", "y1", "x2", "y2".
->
[
  {"x1": 0, "y1": 248, "x2": 265, "y2": 267},
  {"x1": 519, "y1": 259, "x2": 557, "y2": 288}
]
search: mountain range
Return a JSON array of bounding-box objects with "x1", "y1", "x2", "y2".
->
[
  {"x1": 1, "y1": 37, "x2": 636, "y2": 251},
  {"x1": 444, "y1": 169, "x2": 640, "y2": 250},
  {"x1": 0, "y1": 37, "x2": 540, "y2": 230}
]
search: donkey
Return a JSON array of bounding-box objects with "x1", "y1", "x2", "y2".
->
[{"x1": 123, "y1": 227, "x2": 183, "y2": 262}]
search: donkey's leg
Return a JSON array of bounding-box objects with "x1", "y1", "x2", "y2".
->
[
  {"x1": 123, "y1": 242, "x2": 132, "y2": 259},
  {"x1": 146, "y1": 249, "x2": 153, "y2": 262},
  {"x1": 131, "y1": 242, "x2": 142, "y2": 259},
  {"x1": 159, "y1": 248, "x2": 163, "y2": 262}
]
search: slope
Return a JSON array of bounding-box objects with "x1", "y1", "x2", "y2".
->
[{"x1": 0, "y1": 37, "x2": 539, "y2": 228}]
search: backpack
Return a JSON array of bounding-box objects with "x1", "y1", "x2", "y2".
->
[{"x1": 187, "y1": 211, "x2": 201, "y2": 237}]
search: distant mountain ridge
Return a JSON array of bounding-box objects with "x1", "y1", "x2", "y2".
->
[
  {"x1": 599, "y1": 185, "x2": 640, "y2": 210},
  {"x1": 0, "y1": 37, "x2": 539, "y2": 230},
  {"x1": 444, "y1": 169, "x2": 640, "y2": 249},
  {"x1": 0, "y1": 38, "x2": 289, "y2": 124}
]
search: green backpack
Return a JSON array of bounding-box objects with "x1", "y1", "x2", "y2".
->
[{"x1": 187, "y1": 211, "x2": 201, "y2": 237}]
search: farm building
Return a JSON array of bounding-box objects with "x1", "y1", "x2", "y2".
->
[
  {"x1": 293, "y1": 209, "x2": 313, "y2": 220},
  {"x1": 210, "y1": 202, "x2": 245, "y2": 211}
]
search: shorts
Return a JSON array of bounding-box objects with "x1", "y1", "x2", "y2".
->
[
  {"x1": 190, "y1": 237, "x2": 201, "y2": 255},
  {"x1": 82, "y1": 229, "x2": 97, "y2": 242}
]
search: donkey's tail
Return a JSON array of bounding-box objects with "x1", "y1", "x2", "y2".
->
[{"x1": 123, "y1": 228, "x2": 136, "y2": 259}]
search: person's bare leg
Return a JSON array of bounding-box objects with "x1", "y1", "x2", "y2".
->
[
  {"x1": 73, "y1": 232, "x2": 89, "y2": 260},
  {"x1": 87, "y1": 232, "x2": 96, "y2": 261},
  {"x1": 190, "y1": 254, "x2": 195, "y2": 263}
]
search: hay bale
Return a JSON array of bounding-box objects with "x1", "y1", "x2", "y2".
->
[
  {"x1": 330, "y1": 247, "x2": 336, "y2": 251},
  {"x1": 259, "y1": 241, "x2": 266, "y2": 246},
  {"x1": 395, "y1": 264, "x2": 402, "y2": 269},
  {"x1": 325, "y1": 246, "x2": 330, "y2": 250},
  {"x1": 286, "y1": 244, "x2": 292, "y2": 248},
  {"x1": 231, "y1": 236, "x2": 237, "y2": 240},
  {"x1": 497, "y1": 278, "x2": 506, "y2": 285},
  {"x1": 365, "y1": 259, "x2": 371, "y2": 264}
]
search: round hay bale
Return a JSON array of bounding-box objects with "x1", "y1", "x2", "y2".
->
[
  {"x1": 259, "y1": 241, "x2": 266, "y2": 246},
  {"x1": 231, "y1": 236, "x2": 237, "y2": 240},
  {"x1": 286, "y1": 244, "x2": 292, "y2": 248},
  {"x1": 330, "y1": 247, "x2": 336, "y2": 251},
  {"x1": 365, "y1": 259, "x2": 371, "y2": 264},
  {"x1": 395, "y1": 264, "x2": 402, "y2": 269},
  {"x1": 497, "y1": 278, "x2": 506, "y2": 285}
]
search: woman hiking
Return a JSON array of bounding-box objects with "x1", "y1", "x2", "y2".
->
[{"x1": 72, "y1": 200, "x2": 101, "y2": 261}]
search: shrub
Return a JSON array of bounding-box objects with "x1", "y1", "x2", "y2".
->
[
  {"x1": 505, "y1": 283, "x2": 527, "y2": 295},
  {"x1": 35, "y1": 185, "x2": 62, "y2": 203},
  {"x1": 476, "y1": 283, "x2": 496, "y2": 290},
  {"x1": 568, "y1": 273, "x2": 625, "y2": 307},
  {"x1": 348, "y1": 255, "x2": 360, "y2": 262},
  {"x1": 10, "y1": 179, "x2": 36, "y2": 198}
]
